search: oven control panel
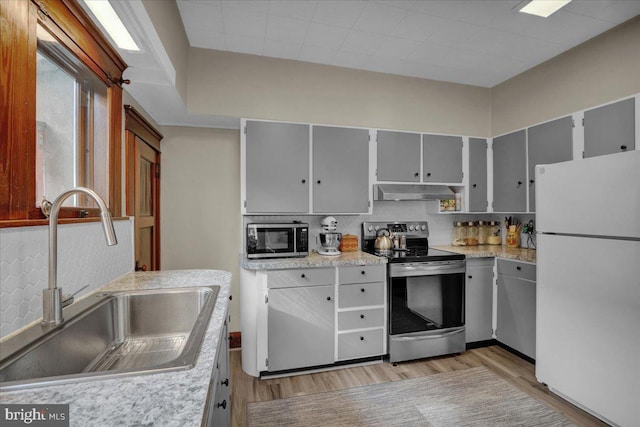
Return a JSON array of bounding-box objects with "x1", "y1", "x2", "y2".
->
[{"x1": 362, "y1": 221, "x2": 429, "y2": 239}]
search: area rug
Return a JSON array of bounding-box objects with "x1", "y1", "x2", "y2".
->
[{"x1": 247, "y1": 366, "x2": 574, "y2": 426}]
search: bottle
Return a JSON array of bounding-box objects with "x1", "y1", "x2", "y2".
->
[
  {"x1": 477, "y1": 220, "x2": 488, "y2": 245},
  {"x1": 455, "y1": 193, "x2": 462, "y2": 211}
]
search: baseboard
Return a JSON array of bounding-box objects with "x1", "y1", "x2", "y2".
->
[
  {"x1": 466, "y1": 339, "x2": 497, "y2": 350},
  {"x1": 229, "y1": 331, "x2": 241, "y2": 349},
  {"x1": 495, "y1": 342, "x2": 536, "y2": 365}
]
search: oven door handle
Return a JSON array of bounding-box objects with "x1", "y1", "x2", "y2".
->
[
  {"x1": 394, "y1": 329, "x2": 464, "y2": 341},
  {"x1": 390, "y1": 264, "x2": 465, "y2": 277}
]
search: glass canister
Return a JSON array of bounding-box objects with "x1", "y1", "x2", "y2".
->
[
  {"x1": 487, "y1": 221, "x2": 501, "y2": 245},
  {"x1": 451, "y1": 221, "x2": 466, "y2": 246},
  {"x1": 465, "y1": 221, "x2": 479, "y2": 246},
  {"x1": 477, "y1": 220, "x2": 488, "y2": 245}
]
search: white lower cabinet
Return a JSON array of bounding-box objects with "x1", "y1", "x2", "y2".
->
[
  {"x1": 204, "y1": 319, "x2": 230, "y2": 427},
  {"x1": 465, "y1": 258, "x2": 494, "y2": 343},
  {"x1": 496, "y1": 259, "x2": 536, "y2": 359}
]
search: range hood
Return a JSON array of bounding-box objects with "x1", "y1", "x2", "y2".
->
[{"x1": 374, "y1": 184, "x2": 455, "y2": 201}]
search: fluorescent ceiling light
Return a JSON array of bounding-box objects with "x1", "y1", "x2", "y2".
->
[
  {"x1": 519, "y1": 0, "x2": 572, "y2": 18},
  {"x1": 83, "y1": 0, "x2": 139, "y2": 51}
]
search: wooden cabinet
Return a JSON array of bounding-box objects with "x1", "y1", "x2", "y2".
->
[
  {"x1": 493, "y1": 130, "x2": 526, "y2": 212},
  {"x1": 584, "y1": 98, "x2": 635, "y2": 158},
  {"x1": 376, "y1": 130, "x2": 421, "y2": 182},
  {"x1": 465, "y1": 258, "x2": 493, "y2": 343},
  {"x1": 204, "y1": 319, "x2": 230, "y2": 427},
  {"x1": 336, "y1": 265, "x2": 386, "y2": 361},
  {"x1": 313, "y1": 126, "x2": 370, "y2": 213},
  {"x1": 527, "y1": 116, "x2": 573, "y2": 211},
  {"x1": 423, "y1": 134, "x2": 463, "y2": 183},
  {"x1": 468, "y1": 138, "x2": 488, "y2": 212},
  {"x1": 244, "y1": 121, "x2": 309, "y2": 213},
  {"x1": 496, "y1": 259, "x2": 536, "y2": 359},
  {"x1": 267, "y1": 282, "x2": 335, "y2": 371}
]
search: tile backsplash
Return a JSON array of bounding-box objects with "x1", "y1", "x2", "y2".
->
[{"x1": 1, "y1": 219, "x2": 134, "y2": 338}]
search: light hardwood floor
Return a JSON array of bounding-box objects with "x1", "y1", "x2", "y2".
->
[{"x1": 230, "y1": 345, "x2": 607, "y2": 427}]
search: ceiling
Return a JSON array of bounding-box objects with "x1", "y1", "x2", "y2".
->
[
  {"x1": 176, "y1": 0, "x2": 640, "y2": 87},
  {"x1": 86, "y1": 1, "x2": 639, "y2": 129}
]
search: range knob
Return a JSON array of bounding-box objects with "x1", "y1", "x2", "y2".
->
[
  {"x1": 421, "y1": 225, "x2": 426, "y2": 231},
  {"x1": 409, "y1": 225, "x2": 414, "y2": 231},
  {"x1": 374, "y1": 225, "x2": 380, "y2": 231},
  {"x1": 367, "y1": 225, "x2": 374, "y2": 232}
]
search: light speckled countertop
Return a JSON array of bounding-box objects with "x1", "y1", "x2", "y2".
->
[
  {"x1": 0, "y1": 270, "x2": 231, "y2": 427},
  {"x1": 241, "y1": 250, "x2": 387, "y2": 270},
  {"x1": 433, "y1": 245, "x2": 536, "y2": 263}
]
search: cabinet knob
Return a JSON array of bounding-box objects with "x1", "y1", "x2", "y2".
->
[
  {"x1": 221, "y1": 378, "x2": 229, "y2": 387},
  {"x1": 317, "y1": 180, "x2": 322, "y2": 184},
  {"x1": 426, "y1": 172, "x2": 431, "y2": 177},
  {"x1": 472, "y1": 184, "x2": 477, "y2": 188},
  {"x1": 326, "y1": 296, "x2": 331, "y2": 301},
  {"x1": 414, "y1": 172, "x2": 419, "y2": 177},
  {"x1": 468, "y1": 275, "x2": 472, "y2": 279},
  {"x1": 360, "y1": 336, "x2": 365, "y2": 341},
  {"x1": 529, "y1": 179, "x2": 535, "y2": 184},
  {"x1": 361, "y1": 270, "x2": 366, "y2": 275},
  {"x1": 360, "y1": 314, "x2": 365, "y2": 319},
  {"x1": 517, "y1": 181, "x2": 522, "y2": 186},
  {"x1": 360, "y1": 288, "x2": 365, "y2": 293},
  {"x1": 516, "y1": 266, "x2": 522, "y2": 270},
  {"x1": 217, "y1": 400, "x2": 227, "y2": 409},
  {"x1": 301, "y1": 179, "x2": 306, "y2": 184},
  {"x1": 301, "y1": 274, "x2": 306, "y2": 278},
  {"x1": 621, "y1": 145, "x2": 628, "y2": 150}
]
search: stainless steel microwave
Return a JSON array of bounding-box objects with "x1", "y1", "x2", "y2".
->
[{"x1": 246, "y1": 223, "x2": 309, "y2": 259}]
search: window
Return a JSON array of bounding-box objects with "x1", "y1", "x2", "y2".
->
[{"x1": 0, "y1": 0, "x2": 126, "y2": 225}]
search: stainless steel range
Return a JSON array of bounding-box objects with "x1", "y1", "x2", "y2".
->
[{"x1": 362, "y1": 221, "x2": 466, "y2": 363}]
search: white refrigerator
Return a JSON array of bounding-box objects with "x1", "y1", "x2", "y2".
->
[{"x1": 535, "y1": 150, "x2": 640, "y2": 426}]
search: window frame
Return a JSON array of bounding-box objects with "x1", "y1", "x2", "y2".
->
[{"x1": 0, "y1": 0, "x2": 127, "y2": 227}]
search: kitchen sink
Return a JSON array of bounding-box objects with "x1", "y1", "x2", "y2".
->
[{"x1": 0, "y1": 286, "x2": 219, "y2": 391}]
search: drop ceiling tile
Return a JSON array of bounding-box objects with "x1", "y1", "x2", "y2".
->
[
  {"x1": 268, "y1": 0, "x2": 318, "y2": 21},
  {"x1": 374, "y1": 36, "x2": 423, "y2": 61},
  {"x1": 341, "y1": 30, "x2": 386, "y2": 55},
  {"x1": 391, "y1": 13, "x2": 436, "y2": 41},
  {"x1": 177, "y1": 1, "x2": 223, "y2": 31},
  {"x1": 188, "y1": 30, "x2": 226, "y2": 50},
  {"x1": 298, "y1": 45, "x2": 337, "y2": 64},
  {"x1": 424, "y1": 16, "x2": 480, "y2": 47},
  {"x1": 264, "y1": 39, "x2": 302, "y2": 60},
  {"x1": 563, "y1": 0, "x2": 640, "y2": 23},
  {"x1": 222, "y1": 6, "x2": 267, "y2": 38},
  {"x1": 304, "y1": 22, "x2": 349, "y2": 49},
  {"x1": 312, "y1": 0, "x2": 367, "y2": 29},
  {"x1": 266, "y1": 15, "x2": 310, "y2": 43},
  {"x1": 408, "y1": 41, "x2": 455, "y2": 64},
  {"x1": 224, "y1": 34, "x2": 264, "y2": 55},
  {"x1": 353, "y1": 1, "x2": 407, "y2": 35},
  {"x1": 332, "y1": 50, "x2": 368, "y2": 69},
  {"x1": 221, "y1": 0, "x2": 268, "y2": 15}
]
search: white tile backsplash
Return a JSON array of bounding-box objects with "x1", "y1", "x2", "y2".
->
[{"x1": 0, "y1": 219, "x2": 134, "y2": 338}]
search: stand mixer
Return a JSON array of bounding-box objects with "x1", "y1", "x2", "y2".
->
[{"x1": 318, "y1": 216, "x2": 342, "y2": 256}]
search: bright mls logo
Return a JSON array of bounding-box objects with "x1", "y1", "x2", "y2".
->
[{"x1": 1, "y1": 404, "x2": 69, "y2": 426}]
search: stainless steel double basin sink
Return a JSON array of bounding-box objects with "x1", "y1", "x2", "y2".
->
[{"x1": 0, "y1": 286, "x2": 219, "y2": 391}]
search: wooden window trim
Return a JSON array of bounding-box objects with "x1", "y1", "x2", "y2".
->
[{"x1": 0, "y1": 0, "x2": 127, "y2": 228}]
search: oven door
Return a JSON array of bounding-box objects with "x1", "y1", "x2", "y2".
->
[{"x1": 388, "y1": 260, "x2": 466, "y2": 362}]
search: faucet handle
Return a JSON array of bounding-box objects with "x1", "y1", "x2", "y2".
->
[{"x1": 61, "y1": 285, "x2": 90, "y2": 308}]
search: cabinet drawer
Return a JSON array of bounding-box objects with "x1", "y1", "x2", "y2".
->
[
  {"x1": 339, "y1": 264, "x2": 385, "y2": 284},
  {"x1": 337, "y1": 329, "x2": 384, "y2": 360},
  {"x1": 338, "y1": 308, "x2": 385, "y2": 331},
  {"x1": 497, "y1": 259, "x2": 536, "y2": 281},
  {"x1": 267, "y1": 267, "x2": 334, "y2": 288},
  {"x1": 338, "y1": 282, "x2": 385, "y2": 308}
]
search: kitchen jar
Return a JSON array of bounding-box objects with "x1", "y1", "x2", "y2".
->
[
  {"x1": 488, "y1": 221, "x2": 501, "y2": 245},
  {"x1": 451, "y1": 221, "x2": 466, "y2": 246},
  {"x1": 477, "y1": 220, "x2": 488, "y2": 245},
  {"x1": 506, "y1": 225, "x2": 520, "y2": 248},
  {"x1": 465, "y1": 221, "x2": 479, "y2": 246}
]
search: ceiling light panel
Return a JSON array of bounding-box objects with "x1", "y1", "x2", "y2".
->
[{"x1": 519, "y1": 0, "x2": 572, "y2": 18}]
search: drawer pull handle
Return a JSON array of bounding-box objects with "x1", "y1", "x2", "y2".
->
[
  {"x1": 360, "y1": 288, "x2": 365, "y2": 293},
  {"x1": 326, "y1": 296, "x2": 331, "y2": 301},
  {"x1": 621, "y1": 145, "x2": 627, "y2": 150},
  {"x1": 221, "y1": 378, "x2": 229, "y2": 387},
  {"x1": 301, "y1": 274, "x2": 306, "y2": 278},
  {"x1": 516, "y1": 266, "x2": 522, "y2": 270},
  {"x1": 217, "y1": 400, "x2": 227, "y2": 409},
  {"x1": 360, "y1": 336, "x2": 364, "y2": 341},
  {"x1": 360, "y1": 314, "x2": 365, "y2": 319}
]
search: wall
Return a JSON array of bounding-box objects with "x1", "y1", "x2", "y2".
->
[
  {"x1": 492, "y1": 16, "x2": 640, "y2": 136},
  {"x1": 160, "y1": 127, "x2": 242, "y2": 330},
  {"x1": 188, "y1": 48, "x2": 492, "y2": 137},
  {"x1": 0, "y1": 220, "x2": 133, "y2": 338}
]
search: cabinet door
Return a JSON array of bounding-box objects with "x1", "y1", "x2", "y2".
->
[
  {"x1": 584, "y1": 98, "x2": 635, "y2": 158},
  {"x1": 377, "y1": 130, "x2": 421, "y2": 182},
  {"x1": 313, "y1": 126, "x2": 369, "y2": 213},
  {"x1": 493, "y1": 130, "x2": 526, "y2": 212},
  {"x1": 423, "y1": 134, "x2": 463, "y2": 183},
  {"x1": 468, "y1": 138, "x2": 488, "y2": 212},
  {"x1": 268, "y1": 285, "x2": 334, "y2": 371},
  {"x1": 527, "y1": 116, "x2": 573, "y2": 211},
  {"x1": 205, "y1": 320, "x2": 230, "y2": 427},
  {"x1": 245, "y1": 121, "x2": 309, "y2": 213},
  {"x1": 465, "y1": 260, "x2": 493, "y2": 343},
  {"x1": 496, "y1": 275, "x2": 536, "y2": 359}
]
